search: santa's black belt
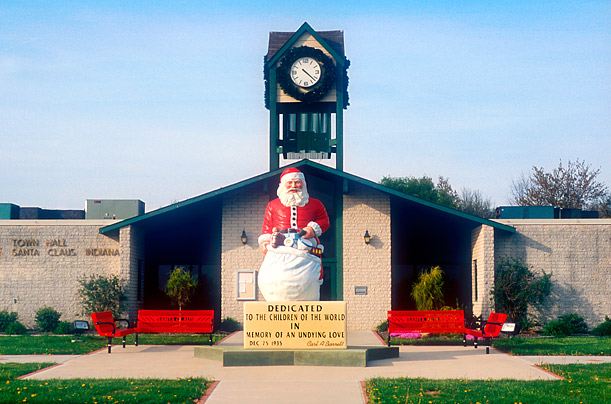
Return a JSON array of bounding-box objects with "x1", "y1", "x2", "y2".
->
[{"x1": 277, "y1": 228, "x2": 306, "y2": 236}]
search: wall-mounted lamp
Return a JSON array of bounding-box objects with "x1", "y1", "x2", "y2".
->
[
  {"x1": 241, "y1": 230, "x2": 248, "y2": 245},
  {"x1": 364, "y1": 230, "x2": 371, "y2": 245}
]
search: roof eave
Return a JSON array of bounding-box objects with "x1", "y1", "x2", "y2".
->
[
  {"x1": 100, "y1": 159, "x2": 515, "y2": 236},
  {"x1": 266, "y1": 22, "x2": 345, "y2": 68}
]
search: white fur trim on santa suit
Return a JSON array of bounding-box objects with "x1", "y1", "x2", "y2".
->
[
  {"x1": 307, "y1": 221, "x2": 322, "y2": 237},
  {"x1": 258, "y1": 233, "x2": 271, "y2": 246},
  {"x1": 279, "y1": 168, "x2": 305, "y2": 184}
]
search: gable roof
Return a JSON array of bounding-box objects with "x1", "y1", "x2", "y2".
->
[
  {"x1": 99, "y1": 160, "x2": 515, "y2": 236},
  {"x1": 266, "y1": 22, "x2": 345, "y2": 68}
]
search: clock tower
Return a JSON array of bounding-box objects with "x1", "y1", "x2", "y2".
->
[{"x1": 264, "y1": 22, "x2": 349, "y2": 171}]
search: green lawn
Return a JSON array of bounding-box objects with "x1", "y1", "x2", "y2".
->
[
  {"x1": 0, "y1": 334, "x2": 224, "y2": 355},
  {"x1": 0, "y1": 362, "x2": 212, "y2": 404},
  {"x1": 371, "y1": 335, "x2": 611, "y2": 403},
  {"x1": 2, "y1": 335, "x2": 610, "y2": 403},
  {"x1": 388, "y1": 335, "x2": 611, "y2": 356},
  {"x1": 365, "y1": 363, "x2": 611, "y2": 404},
  {"x1": 493, "y1": 336, "x2": 611, "y2": 356}
]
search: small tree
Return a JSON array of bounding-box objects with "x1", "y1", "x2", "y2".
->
[
  {"x1": 381, "y1": 175, "x2": 495, "y2": 218},
  {"x1": 491, "y1": 258, "x2": 552, "y2": 332},
  {"x1": 165, "y1": 267, "x2": 198, "y2": 311},
  {"x1": 456, "y1": 188, "x2": 495, "y2": 219},
  {"x1": 381, "y1": 176, "x2": 459, "y2": 209},
  {"x1": 511, "y1": 159, "x2": 607, "y2": 209},
  {"x1": 411, "y1": 266, "x2": 445, "y2": 311},
  {"x1": 78, "y1": 274, "x2": 127, "y2": 316}
]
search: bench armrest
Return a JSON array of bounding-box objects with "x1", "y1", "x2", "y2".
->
[
  {"x1": 94, "y1": 321, "x2": 117, "y2": 336},
  {"x1": 468, "y1": 321, "x2": 505, "y2": 336}
]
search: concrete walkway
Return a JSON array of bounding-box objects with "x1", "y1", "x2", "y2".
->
[{"x1": 5, "y1": 331, "x2": 608, "y2": 404}]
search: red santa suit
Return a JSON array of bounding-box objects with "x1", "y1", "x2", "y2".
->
[
  {"x1": 257, "y1": 168, "x2": 330, "y2": 301},
  {"x1": 261, "y1": 198, "x2": 330, "y2": 238}
]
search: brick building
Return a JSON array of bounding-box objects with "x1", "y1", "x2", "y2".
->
[{"x1": 1, "y1": 159, "x2": 609, "y2": 329}]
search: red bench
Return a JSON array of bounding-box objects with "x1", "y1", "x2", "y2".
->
[
  {"x1": 465, "y1": 312, "x2": 508, "y2": 354},
  {"x1": 387, "y1": 310, "x2": 467, "y2": 347},
  {"x1": 91, "y1": 311, "x2": 137, "y2": 353},
  {"x1": 91, "y1": 309, "x2": 215, "y2": 353},
  {"x1": 134, "y1": 309, "x2": 214, "y2": 346},
  {"x1": 387, "y1": 310, "x2": 508, "y2": 354}
]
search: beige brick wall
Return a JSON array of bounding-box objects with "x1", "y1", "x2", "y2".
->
[
  {"x1": 120, "y1": 225, "x2": 144, "y2": 322},
  {"x1": 494, "y1": 219, "x2": 611, "y2": 327},
  {"x1": 343, "y1": 185, "x2": 391, "y2": 330},
  {"x1": 470, "y1": 225, "x2": 495, "y2": 317},
  {"x1": 220, "y1": 187, "x2": 269, "y2": 323},
  {"x1": 0, "y1": 220, "x2": 120, "y2": 327}
]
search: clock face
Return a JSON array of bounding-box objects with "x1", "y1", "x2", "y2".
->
[{"x1": 290, "y1": 57, "x2": 322, "y2": 88}]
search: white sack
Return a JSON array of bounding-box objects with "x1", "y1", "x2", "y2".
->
[{"x1": 258, "y1": 245, "x2": 323, "y2": 301}]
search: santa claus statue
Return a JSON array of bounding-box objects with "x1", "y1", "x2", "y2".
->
[{"x1": 257, "y1": 167, "x2": 330, "y2": 301}]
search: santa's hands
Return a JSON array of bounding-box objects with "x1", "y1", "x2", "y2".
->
[
  {"x1": 270, "y1": 229, "x2": 285, "y2": 248},
  {"x1": 301, "y1": 226, "x2": 316, "y2": 239},
  {"x1": 259, "y1": 241, "x2": 269, "y2": 254}
]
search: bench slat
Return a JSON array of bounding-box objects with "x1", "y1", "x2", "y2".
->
[
  {"x1": 388, "y1": 310, "x2": 466, "y2": 334},
  {"x1": 136, "y1": 309, "x2": 214, "y2": 334}
]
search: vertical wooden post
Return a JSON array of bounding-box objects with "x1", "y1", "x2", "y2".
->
[
  {"x1": 269, "y1": 65, "x2": 279, "y2": 171},
  {"x1": 335, "y1": 63, "x2": 344, "y2": 172}
]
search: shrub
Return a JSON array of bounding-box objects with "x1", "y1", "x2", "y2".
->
[
  {"x1": 54, "y1": 321, "x2": 73, "y2": 335},
  {"x1": 35, "y1": 306, "x2": 62, "y2": 332},
  {"x1": 78, "y1": 274, "x2": 126, "y2": 316},
  {"x1": 5, "y1": 321, "x2": 28, "y2": 335},
  {"x1": 0, "y1": 309, "x2": 18, "y2": 332},
  {"x1": 411, "y1": 266, "x2": 445, "y2": 310},
  {"x1": 375, "y1": 319, "x2": 389, "y2": 333},
  {"x1": 559, "y1": 313, "x2": 588, "y2": 334},
  {"x1": 592, "y1": 316, "x2": 611, "y2": 336},
  {"x1": 543, "y1": 313, "x2": 589, "y2": 336},
  {"x1": 543, "y1": 320, "x2": 571, "y2": 336},
  {"x1": 220, "y1": 317, "x2": 242, "y2": 333},
  {"x1": 491, "y1": 258, "x2": 552, "y2": 332}
]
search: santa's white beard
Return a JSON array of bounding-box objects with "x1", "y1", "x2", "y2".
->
[{"x1": 278, "y1": 187, "x2": 309, "y2": 207}]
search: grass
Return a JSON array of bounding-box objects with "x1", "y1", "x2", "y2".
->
[
  {"x1": 0, "y1": 336, "x2": 107, "y2": 355},
  {"x1": 0, "y1": 334, "x2": 224, "y2": 355},
  {"x1": 492, "y1": 336, "x2": 611, "y2": 356},
  {"x1": 0, "y1": 362, "x2": 212, "y2": 404},
  {"x1": 365, "y1": 362, "x2": 611, "y2": 404},
  {"x1": 388, "y1": 334, "x2": 611, "y2": 356},
  {"x1": 2, "y1": 335, "x2": 610, "y2": 403}
]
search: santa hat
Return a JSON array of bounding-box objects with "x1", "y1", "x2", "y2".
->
[{"x1": 279, "y1": 167, "x2": 305, "y2": 184}]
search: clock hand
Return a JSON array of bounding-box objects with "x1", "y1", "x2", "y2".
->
[{"x1": 301, "y1": 68, "x2": 316, "y2": 81}]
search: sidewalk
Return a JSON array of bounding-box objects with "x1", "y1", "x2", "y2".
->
[{"x1": 7, "y1": 331, "x2": 606, "y2": 404}]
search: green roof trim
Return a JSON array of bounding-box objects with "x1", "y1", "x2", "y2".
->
[
  {"x1": 99, "y1": 168, "x2": 279, "y2": 236},
  {"x1": 100, "y1": 160, "x2": 515, "y2": 236},
  {"x1": 266, "y1": 22, "x2": 345, "y2": 69}
]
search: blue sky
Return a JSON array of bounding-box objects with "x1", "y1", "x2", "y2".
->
[{"x1": 1, "y1": 1, "x2": 609, "y2": 211}]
